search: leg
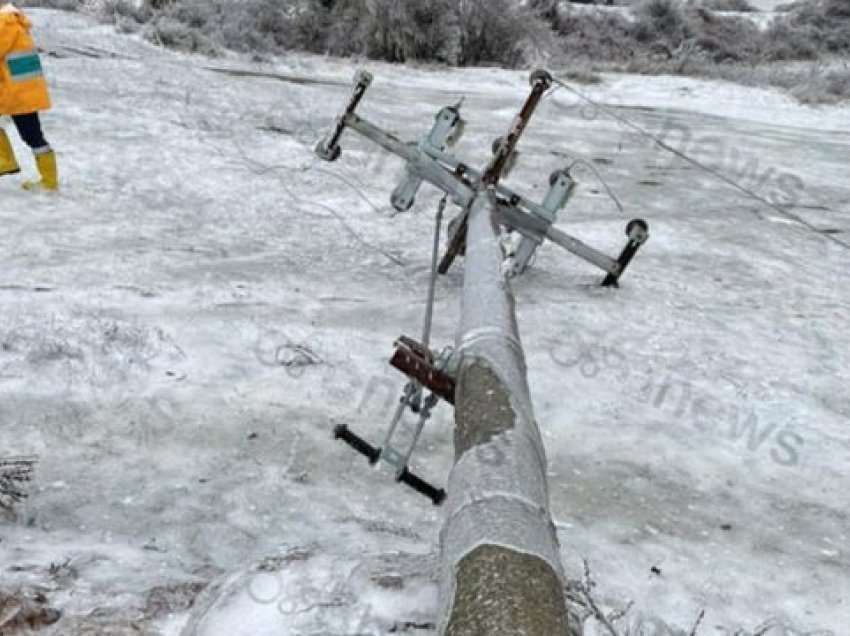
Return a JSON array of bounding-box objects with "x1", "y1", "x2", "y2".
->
[
  {"x1": 12, "y1": 112, "x2": 49, "y2": 151},
  {"x1": 0, "y1": 123, "x2": 21, "y2": 177},
  {"x1": 12, "y1": 113, "x2": 58, "y2": 191}
]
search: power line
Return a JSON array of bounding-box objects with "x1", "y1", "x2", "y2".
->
[{"x1": 548, "y1": 76, "x2": 850, "y2": 253}]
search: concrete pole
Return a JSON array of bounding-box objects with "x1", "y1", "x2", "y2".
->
[{"x1": 437, "y1": 191, "x2": 579, "y2": 635}]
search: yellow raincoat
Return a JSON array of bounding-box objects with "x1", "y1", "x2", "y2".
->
[{"x1": 0, "y1": 3, "x2": 50, "y2": 116}]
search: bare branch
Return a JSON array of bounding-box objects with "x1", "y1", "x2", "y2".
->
[
  {"x1": 689, "y1": 609, "x2": 706, "y2": 636},
  {"x1": 575, "y1": 559, "x2": 625, "y2": 636}
]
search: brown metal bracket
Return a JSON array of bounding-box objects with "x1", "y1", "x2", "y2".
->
[
  {"x1": 438, "y1": 70, "x2": 554, "y2": 275},
  {"x1": 389, "y1": 336, "x2": 456, "y2": 405}
]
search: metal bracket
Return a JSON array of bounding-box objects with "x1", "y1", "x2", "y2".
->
[
  {"x1": 506, "y1": 169, "x2": 577, "y2": 277},
  {"x1": 601, "y1": 219, "x2": 650, "y2": 287},
  {"x1": 333, "y1": 423, "x2": 446, "y2": 505},
  {"x1": 391, "y1": 106, "x2": 464, "y2": 213},
  {"x1": 438, "y1": 69, "x2": 554, "y2": 275},
  {"x1": 389, "y1": 336, "x2": 456, "y2": 404},
  {"x1": 315, "y1": 69, "x2": 373, "y2": 162},
  {"x1": 332, "y1": 336, "x2": 456, "y2": 506}
]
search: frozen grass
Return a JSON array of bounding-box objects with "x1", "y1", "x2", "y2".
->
[
  {"x1": 17, "y1": 0, "x2": 80, "y2": 9},
  {"x1": 700, "y1": 0, "x2": 759, "y2": 12},
  {"x1": 20, "y1": 0, "x2": 850, "y2": 102},
  {"x1": 786, "y1": 0, "x2": 850, "y2": 55},
  {"x1": 792, "y1": 65, "x2": 850, "y2": 104},
  {"x1": 87, "y1": 0, "x2": 547, "y2": 67},
  {"x1": 543, "y1": 0, "x2": 850, "y2": 102},
  {"x1": 548, "y1": 0, "x2": 826, "y2": 64}
]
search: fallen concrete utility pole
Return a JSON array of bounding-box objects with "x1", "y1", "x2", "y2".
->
[
  {"x1": 439, "y1": 190, "x2": 575, "y2": 634},
  {"x1": 438, "y1": 74, "x2": 575, "y2": 635},
  {"x1": 315, "y1": 69, "x2": 645, "y2": 633}
]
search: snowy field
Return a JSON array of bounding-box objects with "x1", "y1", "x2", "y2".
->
[
  {"x1": 749, "y1": 0, "x2": 793, "y2": 9},
  {"x1": 1, "y1": 8, "x2": 848, "y2": 635}
]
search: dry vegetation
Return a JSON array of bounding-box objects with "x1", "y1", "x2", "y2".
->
[{"x1": 20, "y1": 0, "x2": 850, "y2": 103}]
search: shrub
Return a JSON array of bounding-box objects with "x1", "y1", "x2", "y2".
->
[
  {"x1": 102, "y1": 0, "x2": 154, "y2": 24},
  {"x1": 18, "y1": 0, "x2": 80, "y2": 9},
  {"x1": 686, "y1": 6, "x2": 763, "y2": 63},
  {"x1": 22, "y1": 0, "x2": 850, "y2": 106},
  {"x1": 92, "y1": 0, "x2": 545, "y2": 67},
  {"x1": 548, "y1": 8, "x2": 639, "y2": 62},
  {"x1": 774, "y1": 1, "x2": 802, "y2": 11},
  {"x1": 761, "y1": 20, "x2": 819, "y2": 61},
  {"x1": 785, "y1": 0, "x2": 850, "y2": 54},
  {"x1": 451, "y1": 0, "x2": 544, "y2": 66},
  {"x1": 320, "y1": 0, "x2": 542, "y2": 67},
  {"x1": 291, "y1": 0, "x2": 333, "y2": 53},
  {"x1": 143, "y1": 14, "x2": 220, "y2": 55},
  {"x1": 323, "y1": 0, "x2": 453, "y2": 63},
  {"x1": 632, "y1": 0, "x2": 689, "y2": 43},
  {"x1": 127, "y1": 0, "x2": 297, "y2": 54},
  {"x1": 793, "y1": 67, "x2": 850, "y2": 104},
  {"x1": 701, "y1": 0, "x2": 758, "y2": 12},
  {"x1": 221, "y1": 0, "x2": 294, "y2": 51}
]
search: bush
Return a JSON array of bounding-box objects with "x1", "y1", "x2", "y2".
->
[
  {"x1": 793, "y1": 67, "x2": 850, "y2": 104},
  {"x1": 321, "y1": 0, "x2": 453, "y2": 63},
  {"x1": 686, "y1": 6, "x2": 763, "y2": 63},
  {"x1": 23, "y1": 0, "x2": 849, "y2": 104},
  {"x1": 632, "y1": 0, "x2": 689, "y2": 43},
  {"x1": 451, "y1": 0, "x2": 545, "y2": 66},
  {"x1": 90, "y1": 0, "x2": 546, "y2": 67},
  {"x1": 291, "y1": 0, "x2": 333, "y2": 53},
  {"x1": 320, "y1": 0, "x2": 543, "y2": 67},
  {"x1": 700, "y1": 0, "x2": 758, "y2": 12},
  {"x1": 774, "y1": 1, "x2": 802, "y2": 11},
  {"x1": 761, "y1": 20, "x2": 819, "y2": 62},
  {"x1": 785, "y1": 0, "x2": 850, "y2": 54},
  {"x1": 546, "y1": 7, "x2": 639, "y2": 62},
  {"x1": 129, "y1": 0, "x2": 296, "y2": 54},
  {"x1": 220, "y1": 0, "x2": 294, "y2": 51},
  {"x1": 143, "y1": 14, "x2": 220, "y2": 55},
  {"x1": 18, "y1": 0, "x2": 80, "y2": 9},
  {"x1": 103, "y1": 0, "x2": 154, "y2": 24}
]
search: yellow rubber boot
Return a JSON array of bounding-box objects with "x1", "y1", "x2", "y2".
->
[
  {"x1": 0, "y1": 130, "x2": 20, "y2": 177},
  {"x1": 23, "y1": 148, "x2": 58, "y2": 191}
]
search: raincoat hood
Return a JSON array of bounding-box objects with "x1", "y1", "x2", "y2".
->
[{"x1": 0, "y1": 4, "x2": 31, "y2": 30}]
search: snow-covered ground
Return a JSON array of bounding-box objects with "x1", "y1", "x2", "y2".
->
[
  {"x1": 749, "y1": 0, "x2": 792, "y2": 10},
  {"x1": 1, "y1": 9, "x2": 847, "y2": 636}
]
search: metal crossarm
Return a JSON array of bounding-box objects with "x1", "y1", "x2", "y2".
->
[
  {"x1": 602, "y1": 219, "x2": 650, "y2": 287},
  {"x1": 314, "y1": 69, "x2": 648, "y2": 284},
  {"x1": 315, "y1": 70, "x2": 373, "y2": 161}
]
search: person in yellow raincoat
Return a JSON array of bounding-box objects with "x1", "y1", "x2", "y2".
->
[{"x1": 0, "y1": 3, "x2": 57, "y2": 191}]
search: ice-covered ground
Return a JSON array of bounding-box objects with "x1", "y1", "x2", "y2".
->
[
  {"x1": 749, "y1": 0, "x2": 792, "y2": 10},
  {"x1": 0, "y1": 9, "x2": 847, "y2": 636}
]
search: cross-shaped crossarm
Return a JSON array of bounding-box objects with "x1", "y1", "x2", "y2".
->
[
  {"x1": 314, "y1": 69, "x2": 649, "y2": 287},
  {"x1": 318, "y1": 108, "x2": 475, "y2": 210}
]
